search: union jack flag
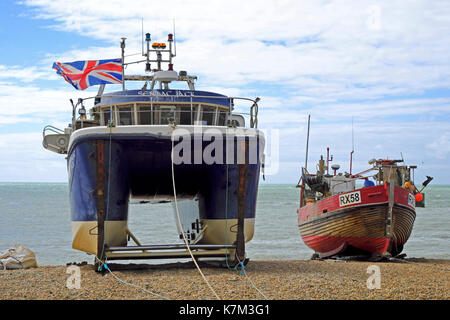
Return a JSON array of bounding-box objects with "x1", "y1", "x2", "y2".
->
[{"x1": 52, "y1": 58, "x2": 123, "y2": 90}]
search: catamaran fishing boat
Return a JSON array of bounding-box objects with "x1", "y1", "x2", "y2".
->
[
  {"x1": 296, "y1": 119, "x2": 432, "y2": 259},
  {"x1": 43, "y1": 33, "x2": 265, "y2": 267}
]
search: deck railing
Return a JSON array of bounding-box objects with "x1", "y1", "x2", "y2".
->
[{"x1": 71, "y1": 93, "x2": 260, "y2": 130}]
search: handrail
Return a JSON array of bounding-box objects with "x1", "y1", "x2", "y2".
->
[
  {"x1": 79, "y1": 93, "x2": 258, "y2": 105},
  {"x1": 43, "y1": 125, "x2": 64, "y2": 138},
  {"x1": 71, "y1": 93, "x2": 260, "y2": 129}
]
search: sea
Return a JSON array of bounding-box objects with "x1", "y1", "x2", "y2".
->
[{"x1": 0, "y1": 183, "x2": 448, "y2": 266}]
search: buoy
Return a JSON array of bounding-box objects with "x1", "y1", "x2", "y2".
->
[
  {"x1": 415, "y1": 193, "x2": 423, "y2": 202},
  {"x1": 404, "y1": 181, "x2": 411, "y2": 189}
]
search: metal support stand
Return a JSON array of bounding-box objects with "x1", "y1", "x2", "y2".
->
[
  {"x1": 95, "y1": 141, "x2": 106, "y2": 270},
  {"x1": 104, "y1": 244, "x2": 235, "y2": 260},
  {"x1": 234, "y1": 138, "x2": 248, "y2": 265}
]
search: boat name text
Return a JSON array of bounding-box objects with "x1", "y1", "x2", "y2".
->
[
  {"x1": 137, "y1": 90, "x2": 194, "y2": 97},
  {"x1": 339, "y1": 191, "x2": 361, "y2": 207}
]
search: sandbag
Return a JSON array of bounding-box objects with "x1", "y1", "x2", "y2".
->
[{"x1": 0, "y1": 245, "x2": 37, "y2": 270}]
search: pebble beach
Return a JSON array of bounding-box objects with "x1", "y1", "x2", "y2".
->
[{"x1": 1, "y1": 259, "x2": 448, "y2": 300}]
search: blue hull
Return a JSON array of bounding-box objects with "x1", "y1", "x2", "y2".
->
[{"x1": 67, "y1": 131, "x2": 263, "y2": 255}]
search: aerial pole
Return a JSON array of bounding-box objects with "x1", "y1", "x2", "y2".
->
[
  {"x1": 172, "y1": 19, "x2": 177, "y2": 58},
  {"x1": 145, "y1": 33, "x2": 151, "y2": 72},
  {"x1": 350, "y1": 116, "x2": 354, "y2": 176},
  {"x1": 120, "y1": 37, "x2": 126, "y2": 91},
  {"x1": 305, "y1": 114, "x2": 311, "y2": 172},
  {"x1": 326, "y1": 147, "x2": 333, "y2": 175},
  {"x1": 299, "y1": 115, "x2": 311, "y2": 207},
  {"x1": 141, "y1": 18, "x2": 144, "y2": 56}
]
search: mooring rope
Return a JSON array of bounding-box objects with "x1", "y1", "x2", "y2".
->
[
  {"x1": 93, "y1": 121, "x2": 168, "y2": 300},
  {"x1": 171, "y1": 136, "x2": 221, "y2": 300},
  {"x1": 94, "y1": 257, "x2": 170, "y2": 300},
  {"x1": 222, "y1": 132, "x2": 268, "y2": 300},
  {"x1": 93, "y1": 117, "x2": 171, "y2": 300},
  {"x1": 96, "y1": 107, "x2": 114, "y2": 271},
  {"x1": 98, "y1": 118, "x2": 113, "y2": 269},
  {"x1": 234, "y1": 256, "x2": 268, "y2": 300}
]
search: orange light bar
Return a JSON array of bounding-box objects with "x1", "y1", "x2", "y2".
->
[{"x1": 152, "y1": 42, "x2": 166, "y2": 49}]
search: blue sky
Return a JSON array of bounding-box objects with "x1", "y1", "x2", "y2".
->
[{"x1": 0, "y1": 0, "x2": 449, "y2": 184}]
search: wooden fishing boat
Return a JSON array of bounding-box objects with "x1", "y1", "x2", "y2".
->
[{"x1": 297, "y1": 150, "x2": 431, "y2": 259}]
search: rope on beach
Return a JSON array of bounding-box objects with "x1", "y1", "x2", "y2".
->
[
  {"x1": 234, "y1": 257, "x2": 268, "y2": 300},
  {"x1": 94, "y1": 257, "x2": 170, "y2": 300},
  {"x1": 171, "y1": 137, "x2": 221, "y2": 300},
  {"x1": 222, "y1": 150, "x2": 268, "y2": 300},
  {"x1": 97, "y1": 114, "x2": 113, "y2": 272},
  {"x1": 94, "y1": 122, "x2": 171, "y2": 300}
]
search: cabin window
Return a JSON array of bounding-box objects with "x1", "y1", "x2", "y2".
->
[
  {"x1": 202, "y1": 106, "x2": 216, "y2": 125},
  {"x1": 193, "y1": 105, "x2": 200, "y2": 124},
  {"x1": 159, "y1": 106, "x2": 176, "y2": 125},
  {"x1": 102, "y1": 108, "x2": 112, "y2": 126},
  {"x1": 179, "y1": 105, "x2": 191, "y2": 125},
  {"x1": 118, "y1": 106, "x2": 133, "y2": 125},
  {"x1": 138, "y1": 105, "x2": 152, "y2": 125},
  {"x1": 218, "y1": 110, "x2": 228, "y2": 126}
]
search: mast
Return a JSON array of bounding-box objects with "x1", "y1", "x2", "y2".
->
[
  {"x1": 350, "y1": 117, "x2": 354, "y2": 175},
  {"x1": 145, "y1": 33, "x2": 151, "y2": 72},
  {"x1": 305, "y1": 114, "x2": 311, "y2": 172},
  {"x1": 120, "y1": 37, "x2": 126, "y2": 91},
  {"x1": 300, "y1": 114, "x2": 311, "y2": 207},
  {"x1": 119, "y1": 30, "x2": 195, "y2": 90},
  {"x1": 326, "y1": 147, "x2": 333, "y2": 175}
]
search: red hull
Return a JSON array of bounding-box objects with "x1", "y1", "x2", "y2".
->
[
  {"x1": 297, "y1": 185, "x2": 416, "y2": 257},
  {"x1": 301, "y1": 235, "x2": 391, "y2": 256}
]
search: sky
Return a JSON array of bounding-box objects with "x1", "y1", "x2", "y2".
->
[{"x1": 0, "y1": 0, "x2": 449, "y2": 184}]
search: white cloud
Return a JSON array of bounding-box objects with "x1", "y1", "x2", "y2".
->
[
  {"x1": 427, "y1": 132, "x2": 450, "y2": 159},
  {"x1": 0, "y1": 132, "x2": 68, "y2": 182},
  {"x1": 18, "y1": 0, "x2": 449, "y2": 98},
  {"x1": 0, "y1": 82, "x2": 92, "y2": 119},
  {"x1": 0, "y1": 65, "x2": 49, "y2": 83},
  {"x1": 0, "y1": 0, "x2": 447, "y2": 183}
]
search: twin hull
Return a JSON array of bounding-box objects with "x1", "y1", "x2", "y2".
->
[{"x1": 68, "y1": 126, "x2": 264, "y2": 256}]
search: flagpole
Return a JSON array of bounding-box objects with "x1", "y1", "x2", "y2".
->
[{"x1": 121, "y1": 38, "x2": 126, "y2": 91}]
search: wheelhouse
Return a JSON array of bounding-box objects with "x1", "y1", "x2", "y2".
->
[{"x1": 92, "y1": 101, "x2": 231, "y2": 127}]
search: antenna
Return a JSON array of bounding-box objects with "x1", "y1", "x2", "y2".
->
[
  {"x1": 298, "y1": 114, "x2": 311, "y2": 206},
  {"x1": 172, "y1": 19, "x2": 177, "y2": 57},
  {"x1": 350, "y1": 116, "x2": 354, "y2": 175},
  {"x1": 326, "y1": 147, "x2": 333, "y2": 174},
  {"x1": 305, "y1": 114, "x2": 311, "y2": 172},
  {"x1": 352, "y1": 116, "x2": 354, "y2": 152},
  {"x1": 145, "y1": 32, "x2": 151, "y2": 72},
  {"x1": 120, "y1": 37, "x2": 126, "y2": 91},
  {"x1": 141, "y1": 18, "x2": 144, "y2": 56}
]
